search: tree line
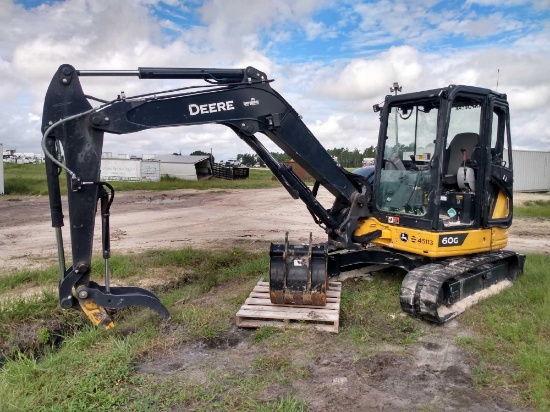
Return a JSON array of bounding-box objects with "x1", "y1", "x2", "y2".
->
[
  {"x1": 189, "y1": 147, "x2": 378, "y2": 168},
  {"x1": 235, "y1": 147, "x2": 376, "y2": 168}
]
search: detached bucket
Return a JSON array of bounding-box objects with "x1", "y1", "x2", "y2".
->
[{"x1": 269, "y1": 233, "x2": 328, "y2": 306}]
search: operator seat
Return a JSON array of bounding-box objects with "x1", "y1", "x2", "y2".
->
[
  {"x1": 443, "y1": 132, "x2": 479, "y2": 186},
  {"x1": 385, "y1": 150, "x2": 406, "y2": 171}
]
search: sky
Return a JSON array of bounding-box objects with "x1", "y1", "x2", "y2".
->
[{"x1": 1, "y1": 0, "x2": 550, "y2": 160}]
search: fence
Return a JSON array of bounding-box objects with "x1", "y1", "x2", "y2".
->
[{"x1": 212, "y1": 164, "x2": 250, "y2": 180}]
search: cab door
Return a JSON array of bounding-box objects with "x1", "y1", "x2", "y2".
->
[{"x1": 484, "y1": 100, "x2": 513, "y2": 228}]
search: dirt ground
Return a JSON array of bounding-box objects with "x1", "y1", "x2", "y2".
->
[
  {"x1": 0, "y1": 187, "x2": 548, "y2": 273},
  {"x1": 139, "y1": 322, "x2": 523, "y2": 412},
  {"x1": 0, "y1": 187, "x2": 548, "y2": 411}
]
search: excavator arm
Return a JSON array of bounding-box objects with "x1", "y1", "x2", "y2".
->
[{"x1": 42, "y1": 64, "x2": 372, "y2": 324}]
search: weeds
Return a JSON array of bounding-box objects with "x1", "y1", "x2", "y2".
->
[
  {"x1": 252, "y1": 326, "x2": 280, "y2": 343},
  {"x1": 514, "y1": 199, "x2": 550, "y2": 219},
  {"x1": 460, "y1": 253, "x2": 550, "y2": 410},
  {"x1": 340, "y1": 271, "x2": 421, "y2": 347},
  {"x1": 0, "y1": 266, "x2": 59, "y2": 294},
  {"x1": 255, "y1": 395, "x2": 309, "y2": 412},
  {"x1": 253, "y1": 354, "x2": 292, "y2": 372}
]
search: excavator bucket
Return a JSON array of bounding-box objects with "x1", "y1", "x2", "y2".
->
[{"x1": 269, "y1": 233, "x2": 328, "y2": 306}]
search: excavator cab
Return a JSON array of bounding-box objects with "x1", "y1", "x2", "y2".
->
[
  {"x1": 365, "y1": 86, "x2": 514, "y2": 256},
  {"x1": 351, "y1": 86, "x2": 523, "y2": 322}
]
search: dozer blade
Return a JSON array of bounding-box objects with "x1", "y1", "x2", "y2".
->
[
  {"x1": 400, "y1": 250, "x2": 525, "y2": 323},
  {"x1": 269, "y1": 233, "x2": 328, "y2": 306}
]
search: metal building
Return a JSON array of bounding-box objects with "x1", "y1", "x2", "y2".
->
[
  {"x1": 154, "y1": 155, "x2": 213, "y2": 180},
  {"x1": 0, "y1": 143, "x2": 4, "y2": 194},
  {"x1": 507, "y1": 150, "x2": 550, "y2": 192},
  {"x1": 100, "y1": 158, "x2": 161, "y2": 182}
]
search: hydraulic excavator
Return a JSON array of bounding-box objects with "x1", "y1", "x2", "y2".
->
[{"x1": 42, "y1": 64, "x2": 525, "y2": 328}]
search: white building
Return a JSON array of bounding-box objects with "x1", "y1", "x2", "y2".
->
[
  {"x1": 154, "y1": 154, "x2": 213, "y2": 180},
  {"x1": 0, "y1": 143, "x2": 4, "y2": 194},
  {"x1": 100, "y1": 158, "x2": 160, "y2": 182},
  {"x1": 507, "y1": 150, "x2": 550, "y2": 192}
]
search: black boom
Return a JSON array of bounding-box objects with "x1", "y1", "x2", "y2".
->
[{"x1": 41, "y1": 64, "x2": 372, "y2": 322}]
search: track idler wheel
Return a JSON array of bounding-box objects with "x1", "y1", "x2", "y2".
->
[{"x1": 269, "y1": 233, "x2": 328, "y2": 306}]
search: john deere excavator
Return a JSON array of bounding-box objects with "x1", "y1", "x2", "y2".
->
[{"x1": 42, "y1": 64, "x2": 525, "y2": 328}]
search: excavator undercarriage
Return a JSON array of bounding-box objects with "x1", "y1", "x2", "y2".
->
[{"x1": 42, "y1": 64, "x2": 525, "y2": 328}]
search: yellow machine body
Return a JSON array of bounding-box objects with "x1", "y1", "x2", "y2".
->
[{"x1": 354, "y1": 218, "x2": 509, "y2": 258}]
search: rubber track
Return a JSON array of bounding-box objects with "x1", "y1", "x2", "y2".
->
[{"x1": 400, "y1": 250, "x2": 521, "y2": 323}]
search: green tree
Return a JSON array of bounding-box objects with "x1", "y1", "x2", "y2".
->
[
  {"x1": 363, "y1": 146, "x2": 376, "y2": 158},
  {"x1": 190, "y1": 150, "x2": 210, "y2": 156},
  {"x1": 237, "y1": 153, "x2": 257, "y2": 166},
  {"x1": 270, "y1": 152, "x2": 291, "y2": 162}
]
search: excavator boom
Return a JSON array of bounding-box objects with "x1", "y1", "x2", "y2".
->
[{"x1": 42, "y1": 64, "x2": 372, "y2": 323}]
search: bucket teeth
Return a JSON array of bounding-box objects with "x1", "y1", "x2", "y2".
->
[{"x1": 77, "y1": 298, "x2": 115, "y2": 330}]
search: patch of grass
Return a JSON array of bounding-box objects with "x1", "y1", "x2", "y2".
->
[
  {"x1": 0, "y1": 245, "x2": 307, "y2": 410},
  {"x1": 36, "y1": 327, "x2": 51, "y2": 345},
  {"x1": 0, "y1": 266, "x2": 59, "y2": 294},
  {"x1": 460, "y1": 253, "x2": 550, "y2": 410},
  {"x1": 0, "y1": 247, "x2": 268, "y2": 299},
  {"x1": 255, "y1": 395, "x2": 309, "y2": 412},
  {"x1": 2, "y1": 164, "x2": 279, "y2": 196},
  {"x1": 0, "y1": 292, "x2": 61, "y2": 323},
  {"x1": 0, "y1": 247, "x2": 269, "y2": 367},
  {"x1": 3, "y1": 249, "x2": 546, "y2": 410},
  {"x1": 253, "y1": 354, "x2": 292, "y2": 372},
  {"x1": 340, "y1": 271, "x2": 422, "y2": 347},
  {"x1": 3, "y1": 163, "x2": 50, "y2": 195},
  {"x1": 0, "y1": 292, "x2": 89, "y2": 363},
  {"x1": 102, "y1": 247, "x2": 268, "y2": 289},
  {"x1": 174, "y1": 304, "x2": 233, "y2": 340},
  {"x1": 514, "y1": 199, "x2": 550, "y2": 219},
  {"x1": 0, "y1": 328, "x2": 152, "y2": 411},
  {"x1": 252, "y1": 326, "x2": 280, "y2": 343},
  {"x1": 122, "y1": 373, "x2": 307, "y2": 411}
]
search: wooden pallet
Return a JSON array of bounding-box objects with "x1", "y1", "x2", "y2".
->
[{"x1": 236, "y1": 281, "x2": 342, "y2": 333}]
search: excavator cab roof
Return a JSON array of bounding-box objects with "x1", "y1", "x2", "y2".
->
[{"x1": 384, "y1": 84, "x2": 507, "y2": 105}]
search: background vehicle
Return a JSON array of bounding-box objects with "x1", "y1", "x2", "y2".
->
[
  {"x1": 41, "y1": 65, "x2": 524, "y2": 327},
  {"x1": 225, "y1": 159, "x2": 241, "y2": 167},
  {"x1": 361, "y1": 157, "x2": 375, "y2": 167}
]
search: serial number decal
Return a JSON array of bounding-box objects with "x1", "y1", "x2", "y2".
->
[
  {"x1": 438, "y1": 233, "x2": 468, "y2": 247},
  {"x1": 189, "y1": 100, "x2": 234, "y2": 116},
  {"x1": 411, "y1": 236, "x2": 434, "y2": 246},
  {"x1": 418, "y1": 238, "x2": 434, "y2": 245}
]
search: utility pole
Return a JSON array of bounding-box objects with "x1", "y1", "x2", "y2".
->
[{"x1": 390, "y1": 82, "x2": 402, "y2": 150}]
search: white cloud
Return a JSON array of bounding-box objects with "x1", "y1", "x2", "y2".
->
[
  {"x1": 466, "y1": 0, "x2": 550, "y2": 8},
  {"x1": 195, "y1": 0, "x2": 328, "y2": 59},
  {"x1": 303, "y1": 20, "x2": 337, "y2": 41},
  {"x1": 313, "y1": 46, "x2": 423, "y2": 101},
  {"x1": 0, "y1": 0, "x2": 549, "y2": 163}
]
